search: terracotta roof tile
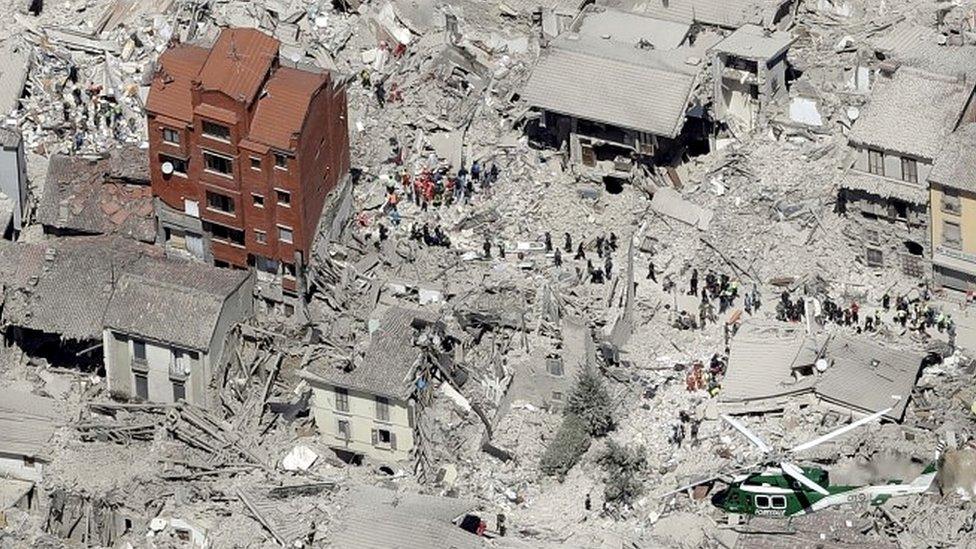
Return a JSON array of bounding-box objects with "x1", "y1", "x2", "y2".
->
[
  {"x1": 199, "y1": 28, "x2": 279, "y2": 104},
  {"x1": 248, "y1": 66, "x2": 328, "y2": 151},
  {"x1": 146, "y1": 44, "x2": 209, "y2": 123}
]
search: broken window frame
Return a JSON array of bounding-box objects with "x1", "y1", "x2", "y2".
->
[
  {"x1": 941, "y1": 189, "x2": 962, "y2": 216},
  {"x1": 203, "y1": 150, "x2": 233, "y2": 177},
  {"x1": 205, "y1": 222, "x2": 245, "y2": 247},
  {"x1": 172, "y1": 379, "x2": 186, "y2": 402},
  {"x1": 867, "y1": 148, "x2": 884, "y2": 176},
  {"x1": 337, "y1": 419, "x2": 351, "y2": 440},
  {"x1": 900, "y1": 157, "x2": 918, "y2": 184},
  {"x1": 372, "y1": 428, "x2": 397, "y2": 450},
  {"x1": 252, "y1": 193, "x2": 265, "y2": 208}
]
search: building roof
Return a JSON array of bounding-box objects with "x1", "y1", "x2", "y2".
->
[
  {"x1": 198, "y1": 28, "x2": 279, "y2": 105},
  {"x1": 303, "y1": 307, "x2": 437, "y2": 400},
  {"x1": 815, "y1": 335, "x2": 923, "y2": 422},
  {"x1": 573, "y1": 6, "x2": 691, "y2": 49},
  {"x1": 839, "y1": 170, "x2": 928, "y2": 205},
  {"x1": 721, "y1": 321, "x2": 821, "y2": 402},
  {"x1": 711, "y1": 24, "x2": 793, "y2": 59},
  {"x1": 928, "y1": 123, "x2": 976, "y2": 193},
  {"x1": 848, "y1": 67, "x2": 975, "y2": 160},
  {"x1": 597, "y1": 0, "x2": 788, "y2": 29},
  {"x1": 870, "y1": 23, "x2": 976, "y2": 79},
  {"x1": 103, "y1": 259, "x2": 251, "y2": 351},
  {"x1": 37, "y1": 154, "x2": 155, "y2": 242},
  {"x1": 248, "y1": 66, "x2": 328, "y2": 151},
  {"x1": 523, "y1": 34, "x2": 701, "y2": 137},
  {"x1": 330, "y1": 486, "x2": 483, "y2": 549},
  {"x1": 146, "y1": 44, "x2": 210, "y2": 123},
  {"x1": 0, "y1": 388, "x2": 58, "y2": 459},
  {"x1": 721, "y1": 322, "x2": 923, "y2": 422}
]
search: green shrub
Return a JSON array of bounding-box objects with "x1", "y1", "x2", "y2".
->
[
  {"x1": 540, "y1": 413, "x2": 591, "y2": 479},
  {"x1": 567, "y1": 367, "x2": 615, "y2": 437},
  {"x1": 599, "y1": 439, "x2": 647, "y2": 511}
]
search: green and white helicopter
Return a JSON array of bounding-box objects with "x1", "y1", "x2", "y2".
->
[{"x1": 665, "y1": 408, "x2": 938, "y2": 518}]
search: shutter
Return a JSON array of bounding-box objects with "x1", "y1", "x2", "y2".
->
[
  {"x1": 371, "y1": 429, "x2": 378, "y2": 446},
  {"x1": 390, "y1": 432, "x2": 397, "y2": 450}
]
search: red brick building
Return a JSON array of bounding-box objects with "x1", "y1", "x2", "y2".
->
[{"x1": 145, "y1": 28, "x2": 349, "y2": 300}]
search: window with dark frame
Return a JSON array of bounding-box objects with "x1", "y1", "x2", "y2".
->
[
  {"x1": 335, "y1": 387, "x2": 349, "y2": 412},
  {"x1": 867, "y1": 148, "x2": 884, "y2": 176},
  {"x1": 375, "y1": 396, "x2": 390, "y2": 421},
  {"x1": 771, "y1": 496, "x2": 787, "y2": 509},
  {"x1": 162, "y1": 128, "x2": 180, "y2": 145},
  {"x1": 900, "y1": 157, "x2": 918, "y2": 184},
  {"x1": 134, "y1": 373, "x2": 149, "y2": 400},
  {"x1": 276, "y1": 189, "x2": 291, "y2": 206},
  {"x1": 133, "y1": 340, "x2": 146, "y2": 362},
  {"x1": 159, "y1": 154, "x2": 187, "y2": 176},
  {"x1": 755, "y1": 495, "x2": 770, "y2": 509},
  {"x1": 278, "y1": 226, "x2": 293, "y2": 244},
  {"x1": 337, "y1": 419, "x2": 351, "y2": 440},
  {"x1": 205, "y1": 222, "x2": 245, "y2": 246},
  {"x1": 865, "y1": 247, "x2": 884, "y2": 267},
  {"x1": 942, "y1": 189, "x2": 962, "y2": 215},
  {"x1": 250, "y1": 157, "x2": 261, "y2": 170},
  {"x1": 274, "y1": 153, "x2": 288, "y2": 169},
  {"x1": 202, "y1": 121, "x2": 230, "y2": 141},
  {"x1": 206, "y1": 191, "x2": 235, "y2": 214},
  {"x1": 172, "y1": 379, "x2": 186, "y2": 402},
  {"x1": 252, "y1": 194, "x2": 265, "y2": 207},
  {"x1": 255, "y1": 230, "x2": 267, "y2": 244},
  {"x1": 203, "y1": 151, "x2": 232, "y2": 175}
]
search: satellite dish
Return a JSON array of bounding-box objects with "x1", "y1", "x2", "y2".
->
[
  {"x1": 815, "y1": 358, "x2": 829, "y2": 373},
  {"x1": 161, "y1": 161, "x2": 174, "y2": 175}
]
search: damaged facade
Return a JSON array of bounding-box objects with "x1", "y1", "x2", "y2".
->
[
  {"x1": 839, "y1": 66, "x2": 976, "y2": 277},
  {"x1": 928, "y1": 123, "x2": 976, "y2": 292}
]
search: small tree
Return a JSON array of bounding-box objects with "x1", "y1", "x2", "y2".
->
[
  {"x1": 540, "y1": 413, "x2": 591, "y2": 479},
  {"x1": 599, "y1": 440, "x2": 648, "y2": 512},
  {"x1": 567, "y1": 367, "x2": 615, "y2": 437}
]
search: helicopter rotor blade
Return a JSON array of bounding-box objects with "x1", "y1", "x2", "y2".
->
[
  {"x1": 788, "y1": 408, "x2": 891, "y2": 454},
  {"x1": 780, "y1": 461, "x2": 830, "y2": 496},
  {"x1": 721, "y1": 414, "x2": 772, "y2": 454}
]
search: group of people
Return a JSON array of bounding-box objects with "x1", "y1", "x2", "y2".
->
[{"x1": 409, "y1": 223, "x2": 451, "y2": 248}]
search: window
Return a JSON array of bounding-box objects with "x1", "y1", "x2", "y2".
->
[
  {"x1": 337, "y1": 419, "x2": 351, "y2": 440},
  {"x1": 162, "y1": 128, "x2": 180, "y2": 145},
  {"x1": 134, "y1": 373, "x2": 149, "y2": 400},
  {"x1": 335, "y1": 387, "x2": 349, "y2": 412},
  {"x1": 755, "y1": 495, "x2": 770, "y2": 509},
  {"x1": 900, "y1": 157, "x2": 918, "y2": 184},
  {"x1": 172, "y1": 379, "x2": 186, "y2": 402},
  {"x1": 771, "y1": 496, "x2": 787, "y2": 509},
  {"x1": 278, "y1": 225, "x2": 294, "y2": 244},
  {"x1": 942, "y1": 189, "x2": 962, "y2": 215},
  {"x1": 133, "y1": 340, "x2": 146, "y2": 362},
  {"x1": 867, "y1": 148, "x2": 884, "y2": 176},
  {"x1": 203, "y1": 151, "x2": 232, "y2": 176},
  {"x1": 255, "y1": 230, "x2": 267, "y2": 244},
  {"x1": 23, "y1": 456, "x2": 35, "y2": 468},
  {"x1": 863, "y1": 227, "x2": 880, "y2": 245},
  {"x1": 890, "y1": 200, "x2": 909, "y2": 221},
  {"x1": 372, "y1": 428, "x2": 397, "y2": 449},
  {"x1": 252, "y1": 194, "x2": 265, "y2": 207},
  {"x1": 276, "y1": 189, "x2": 291, "y2": 206},
  {"x1": 159, "y1": 154, "x2": 187, "y2": 176},
  {"x1": 943, "y1": 220, "x2": 962, "y2": 250},
  {"x1": 202, "y1": 121, "x2": 230, "y2": 141},
  {"x1": 283, "y1": 262, "x2": 296, "y2": 278},
  {"x1": 546, "y1": 358, "x2": 564, "y2": 377},
  {"x1": 284, "y1": 303, "x2": 295, "y2": 317},
  {"x1": 206, "y1": 191, "x2": 235, "y2": 214},
  {"x1": 552, "y1": 391, "x2": 563, "y2": 402},
  {"x1": 250, "y1": 157, "x2": 261, "y2": 170},
  {"x1": 206, "y1": 222, "x2": 245, "y2": 246},
  {"x1": 375, "y1": 396, "x2": 390, "y2": 421},
  {"x1": 865, "y1": 246, "x2": 884, "y2": 267},
  {"x1": 274, "y1": 153, "x2": 288, "y2": 169}
]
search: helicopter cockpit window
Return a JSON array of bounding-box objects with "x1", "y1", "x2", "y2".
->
[
  {"x1": 771, "y1": 496, "x2": 787, "y2": 509},
  {"x1": 755, "y1": 495, "x2": 770, "y2": 508}
]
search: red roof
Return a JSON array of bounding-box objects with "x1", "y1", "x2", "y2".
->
[
  {"x1": 198, "y1": 28, "x2": 279, "y2": 104},
  {"x1": 146, "y1": 44, "x2": 209, "y2": 122},
  {"x1": 248, "y1": 66, "x2": 329, "y2": 151}
]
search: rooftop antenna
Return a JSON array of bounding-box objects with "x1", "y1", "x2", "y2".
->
[{"x1": 228, "y1": 31, "x2": 241, "y2": 62}]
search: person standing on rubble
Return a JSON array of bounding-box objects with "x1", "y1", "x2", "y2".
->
[
  {"x1": 647, "y1": 260, "x2": 656, "y2": 282},
  {"x1": 595, "y1": 235, "x2": 605, "y2": 258},
  {"x1": 608, "y1": 232, "x2": 618, "y2": 251},
  {"x1": 575, "y1": 242, "x2": 586, "y2": 261},
  {"x1": 564, "y1": 233, "x2": 572, "y2": 253},
  {"x1": 699, "y1": 300, "x2": 709, "y2": 329},
  {"x1": 689, "y1": 269, "x2": 699, "y2": 296},
  {"x1": 375, "y1": 80, "x2": 387, "y2": 107},
  {"x1": 850, "y1": 301, "x2": 860, "y2": 324},
  {"x1": 554, "y1": 248, "x2": 562, "y2": 267},
  {"x1": 604, "y1": 256, "x2": 613, "y2": 280},
  {"x1": 544, "y1": 232, "x2": 552, "y2": 253},
  {"x1": 483, "y1": 237, "x2": 492, "y2": 259}
]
